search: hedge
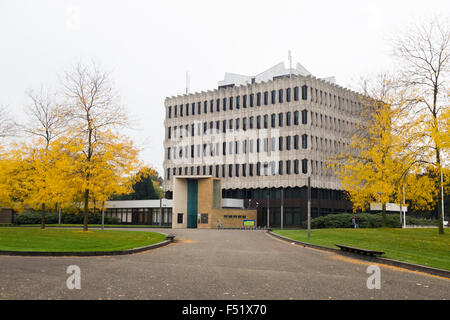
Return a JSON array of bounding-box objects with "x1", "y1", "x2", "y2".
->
[
  {"x1": 309, "y1": 213, "x2": 438, "y2": 229},
  {"x1": 14, "y1": 211, "x2": 120, "y2": 225}
]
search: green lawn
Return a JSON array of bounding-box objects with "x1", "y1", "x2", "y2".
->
[
  {"x1": 17, "y1": 224, "x2": 170, "y2": 228},
  {"x1": 0, "y1": 227, "x2": 167, "y2": 252},
  {"x1": 273, "y1": 228, "x2": 450, "y2": 271}
]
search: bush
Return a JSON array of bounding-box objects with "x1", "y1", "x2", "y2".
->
[
  {"x1": 15, "y1": 211, "x2": 121, "y2": 225},
  {"x1": 310, "y1": 213, "x2": 438, "y2": 229}
]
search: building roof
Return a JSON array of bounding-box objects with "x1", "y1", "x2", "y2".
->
[{"x1": 217, "y1": 62, "x2": 335, "y2": 88}]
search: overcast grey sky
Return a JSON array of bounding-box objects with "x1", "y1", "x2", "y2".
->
[{"x1": 1, "y1": 0, "x2": 449, "y2": 174}]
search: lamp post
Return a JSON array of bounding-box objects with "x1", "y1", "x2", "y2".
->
[
  {"x1": 101, "y1": 201, "x2": 105, "y2": 230},
  {"x1": 307, "y1": 176, "x2": 311, "y2": 238},
  {"x1": 267, "y1": 189, "x2": 270, "y2": 229},
  {"x1": 441, "y1": 168, "x2": 445, "y2": 228}
]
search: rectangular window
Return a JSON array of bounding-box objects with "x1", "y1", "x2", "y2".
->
[
  {"x1": 213, "y1": 180, "x2": 221, "y2": 208},
  {"x1": 264, "y1": 91, "x2": 269, "y2": 105},
  {"x1": 257, "y1": 115, "x2": 261, "y2": 129},
  {"x1": 204, "y1": 101, "x2": 207, "y2": 113},
  {"x1": 249, "y1": 116, "x2": 254, "y2": 129},
  {"x1": 271, "y1": 90, "x2": 276, "y2": 104},
  {"x1": 223, "y1": 120, "x2": 226, "y2": 133},
  {"x1": 236, "y1": 96, "x2": 240, "y2": 109},
  {"x1": 236, "y1": 118, "x2": 240, "y2": 130},
  {"x1": 250, "y1": 93, "x2": 254, "y2": 107},
  {"x1": 243, "y1": 117, "x2": 247, "y2": 131},
  {"x1": 210, "y1": 100, "x2": 214, "y2": 113},
  {"x1": 174, "y1": 105, "x2": 177, "y2": 118},
  {"x1": 294, "y1": 159, "x2": 299, "y2": 174},
  {"x1": 198, "y1": 102, "x2": 201, "y2": 114},
  {"x1": 229, "y1": 164, "x2": 233, "y2": 177},
  {"x1": 200, "y1": 214, "x2": 208, "y2": 224},
  {"x1": 278, "y1": 113, "x2": 283, "y2": 127},
  {"x1": 249, "y1": 163, "x2": 254, "y2": 176},
  {"x1": 271, "y1": 113, "x2": 276, "y2": 128},
  {"x1": 229, "y1": 97, "x2": 233, "y2": 110},
  {"x1": 243, "y1": 95, "x2": 247, "y2": 108},
  {"x1": 286, "y1": 160, "x2": 291, "y2": 174},
  {"x1": 180, "y1": 104, "x2": 183, "y2": 117},
  {"x1": 257, "y1": 92, "x2": 261, "y2": 106},
  {"x1": 302, "y1": 85, "x2": 308, "y2": 100},
  {"x1": 294, "y1": 111, "x2": 299, "y2": 125},
  {"x1": 235, "y1": 164, "x2": 240, "y2": 177},
  {"x1": 286, "y1": 112, "x2": 291, "y2": 126},
  {"x1": 278, "y1": 160, "x2": 283, "y2": 175},
  {"x1": 286, "y1": 136, "x2": 291, "y2": 150},
  {"x1": 294, "y1": 87, "x2": 299, "y2": 101},
  {"x1": 302, "y1": 158, "x2": 308, "y2": 174},
  {"x1": 216, "y1": 99, "x2": 220, "y2": 112},
  {"x1": 294, "y1": 135, "x2": 299, "y2": 149},
  {"x1": 286, "y1": 88, "x2": 291, "y2": 102},
  {"x1": 177, "y1": 213, "x2": 183, "y2": 224},
  {"x1": 278, "y1": 89, "x2": 283, "y2": 103},
  {"x1": 264, "y1": 114, "x2": 268, "y2": 128},
  {"x1": 229, "y1": 119, "x2": 233, "y2": 130},
  {"x1": 223, "y1": 98, "x2": 227, "y2": 111},
  {"x1": 168, "y1": 106, "x2": 172, "y2": 118},
  {"x1": 302, "y1": 109, "x2": 308, "y2": 124},
  {"x1": 302, "y1": 134, "x2": 308, "y2": 149},
  {"x1": 279, "y1": 136, "x2": 283, "y2": 151}
]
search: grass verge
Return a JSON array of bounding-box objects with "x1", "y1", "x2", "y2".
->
[
  {"x1": 0, "y1": 227, "x2": 167, "y2": 252},
  {"x1": 273, "y1": 228, "x2": 450, "y2": 271}
]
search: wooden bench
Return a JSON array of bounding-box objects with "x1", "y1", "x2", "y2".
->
[
  {"x1": 166, "y1": 234, "x2": 176, "y2": 242},
  {"x1": 335, "y1": 244, "x2": 384, "y2": 257}
]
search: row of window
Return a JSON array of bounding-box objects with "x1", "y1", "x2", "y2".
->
[
  {"x1": 310, "y1": 87, "x2": 360, "y2": 115},
  {"x1": 310, "y1": 111, "x2": 356, "y2": 133},
  {"x1": 166, "y1": 159, "x2": 310, "y2": 180},
  {"x1": 167, "y1": 134, "x2": 309, "y2": 160},
  {"x1": 167, "y1": 110, "x2": 308, "y2": 140},
  {"x1": 167, "y1": 86, "x2": 308, "y2": 119}
]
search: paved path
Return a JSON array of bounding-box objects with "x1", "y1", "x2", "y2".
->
[{"x1": 0, "y1": 228, "x2": 448, "y2": 299}]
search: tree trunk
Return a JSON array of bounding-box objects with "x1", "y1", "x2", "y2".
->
[
  {"x1": 41, "y1": 203, "x2": 46, "y2": 229},
  {"x1": 382, "y1": 202, "x2": 387, "y2": 228},
  {"x1": 83, "y1": 189, "x2": 89, "y2": 231}
]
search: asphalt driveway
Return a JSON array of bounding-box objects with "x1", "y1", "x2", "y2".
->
[{"x1": 0, "y1": 228, "x2": 448, "y2": 299}]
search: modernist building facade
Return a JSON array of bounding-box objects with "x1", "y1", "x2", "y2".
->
[{"x1": 163, "y1": 62, "x2": 363, "y2": 228}]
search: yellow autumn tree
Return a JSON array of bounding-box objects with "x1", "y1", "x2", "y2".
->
[
  {"x1": 60, "y1": 61, "x2": 138, "y2": 231},
  {"x1": 330, "y1": 76, "x2": 410, "y2": 227},
  {"x1": 393, "y1": 17, "x2": 449, "y2": 234},
  {"x1": 0, "y1": 145, "x2": 31, "y2": 212},
  {"x1": 63, "y1": 129, "x2": 140, "y2": 230}
]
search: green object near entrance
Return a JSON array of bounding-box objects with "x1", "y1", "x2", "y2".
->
[{"x1": 187, "y1": 179, "x2": 198, "y2": 228}]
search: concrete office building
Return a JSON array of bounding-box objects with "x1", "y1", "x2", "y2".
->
[{"x1": 163, "y1": 62, "x2": 363, "y2": 228}]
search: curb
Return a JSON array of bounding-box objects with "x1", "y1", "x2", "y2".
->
[
  {"x1": 267, "y1": 231, "x2": 450, "y2": 279},
  {"x1": 0, "y1": 237, "x2": 174, "y2": 257}
]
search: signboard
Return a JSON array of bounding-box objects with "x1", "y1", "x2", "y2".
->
[
  {"x1": 370, "y1": 203, "x2": 408, "y2": 212},
  {"x1": 243, "y1": 219, "x2": 255, "y2": 227}
]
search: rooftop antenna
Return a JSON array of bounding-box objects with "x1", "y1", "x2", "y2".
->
[
  {"x1": 186, "y1": 71, "x2": 190, "y2": 94},
  {"x1": 288, "y1": 50, "x2": 292, "y2": 78}
]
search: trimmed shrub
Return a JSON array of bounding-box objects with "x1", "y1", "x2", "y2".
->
[
  {"x1": 15, "y1": 211, "x2": 121, "y2": 225},
  {"x1": 310, "y1": 213, "x2": 438, "y2": 229}
]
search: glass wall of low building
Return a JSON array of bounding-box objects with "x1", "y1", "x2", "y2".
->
[{"x1": 106, "y1": 208, "x2": 172, "y2": 225}]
